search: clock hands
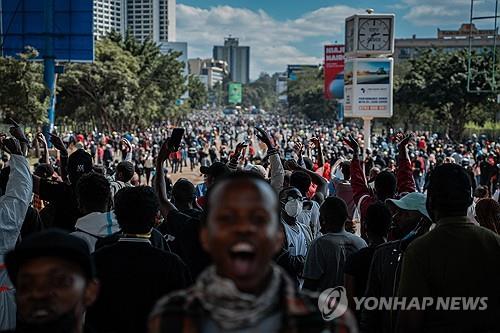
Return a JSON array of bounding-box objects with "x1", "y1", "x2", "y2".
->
[{"x1": 367, "y1": 33, "x2": 380, "y2": 44}]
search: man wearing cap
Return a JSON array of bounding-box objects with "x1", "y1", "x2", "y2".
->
[
  {"x1": 33, "y1": 147, "x2": 94, "y2": 231},
  {"x1": 3, "y1": 229, "x2": 99, "y2": 333},
  {"x1": 0, "y1": 129, "x2": 32, "y2": 330},
  {"x1": 360, "y1": 192, "x2": 432, "y2": 333}
]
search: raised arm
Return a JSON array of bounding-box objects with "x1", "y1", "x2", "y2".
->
[
  {"x1": 155, "y1": 138, "x2": 178, "y2": 218},
  {"x1": 294, "y1": 141, "x2": 306, "y2": 168},
  {"x1": 0, "y1": 135, "x2": 33, "y2": 250},
  {"x1": 36, "y1": 133, "x2": 50, "y2": 165},
  {"x1": 49, "y1": 133, "x2": 69, "y2": 183},
  {"x1": 255, "y1": 127, "x2": 284, "y2": 192},
  {"x1": 310, "y1": 137, "x2": 324, "y2": 168},
  {"x1": 345, "y1": 134, "x2": 371, "y2": 204},
  {"x1": 395, "y1": 133, "x2": 416, "y2": 194},
  {"x1": 285, "y1": 159, "x2": 328, "y2": 197},
  {"x1": 227, "y1": 142, "x2": 247, "y2": 171}
]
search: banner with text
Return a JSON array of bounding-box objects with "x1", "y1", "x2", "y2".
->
[
  {"x1": 343, "y1": 58, "x2": 393, "y2": 118},
  {"x1": 324, "y1": 45, "x2": 345, "y2": 100}
]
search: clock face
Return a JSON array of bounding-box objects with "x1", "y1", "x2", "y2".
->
[
  {"x1": 345, "y1": 19, "x2": 355, "y2": 52},
  {"x1": 358, "y1": 18, "x2": 391, "y2": 51}
]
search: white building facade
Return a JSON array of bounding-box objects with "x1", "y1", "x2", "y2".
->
[{"x1": 93, "y1": 0, "x2": 176, "y2": 42}]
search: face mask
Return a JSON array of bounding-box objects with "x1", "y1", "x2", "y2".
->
[{"x1": 284, "y1": 199, "x2": 303, "y2": 218}]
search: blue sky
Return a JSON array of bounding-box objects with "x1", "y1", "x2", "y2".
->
[{"x1": 177, "y1": 0, "x2": 495, "y2": 79}]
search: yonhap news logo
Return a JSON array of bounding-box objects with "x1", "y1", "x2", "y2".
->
[
  {"x1": 318, "y1": 287, "x2": 489, "y2": 321},
  {"x1": 318, "y1": 287, "x2": 349, "y2": 321}
]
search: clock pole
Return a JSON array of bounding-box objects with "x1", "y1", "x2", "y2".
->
[{"x1": 362, "y1": 117, "x2": 373, "y2": 152}]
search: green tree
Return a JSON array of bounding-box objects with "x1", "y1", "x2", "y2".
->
[
  {"x1": 0, "y1": 47, "x2": 48, "y2": 125},
  {"x1": 393, "y1": 49, "x2": 498, "y2": 140},
  {"x1": 287, "y1": 67, "x2": 337, "y2": 120},
  {"x1": 58, "y1": 38, "x2": 140, "y2": 130},
  {"x1": 187, "y1": 75, "x2": 208, "y2": 109},
  {"x1": 58, "y1": 34, "x2": 186, "y2": 130},
  {"x1": 242, "y1": 72, "x2": 279, "y2": 111}
]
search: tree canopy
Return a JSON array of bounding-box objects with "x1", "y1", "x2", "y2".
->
[
  {"x1": 57, "y1": 33, "x2": 187, "y2": 131},
  {"x1": 0, "y1": 47, "x2": 48, "y2": 125},
  {"x1": 392, "y1": 48, "x2": 499, "y2": 140}
]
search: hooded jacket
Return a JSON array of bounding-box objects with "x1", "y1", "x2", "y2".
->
[{"x1": 71, "y1": 211, "x2": 120, "y2": 252}]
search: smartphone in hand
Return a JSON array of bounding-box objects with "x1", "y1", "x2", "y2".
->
[{"x1": 169, "y1": 128, "x2": 185, "y2": 151}]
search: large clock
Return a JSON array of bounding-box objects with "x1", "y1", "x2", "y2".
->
[
  {"x1": 345, "y1": 18, "x2": 355, "y2": 53},
  {"x1": 358, "y1": 18, "x2": 391, "y2": 51},
  {"x1": 344, "y1": 14, "x2": 395, "y2": 57}
]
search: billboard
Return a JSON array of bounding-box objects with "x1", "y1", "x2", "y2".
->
[
  {"x1": 228, "y1": 82, "x2": 242, "y2": 104},
  {"x1": 324, "y1": 45, "x2": 345, "y2": 100},
  {"x1": 287, "y1": 64, "x2": 318, "y2": 81},
  {"x1": 0, "y1": 0, "x2": 94, "y2": 62},
  {"x1": 344, "y1": 58, "x2": 393, "y2": 118}
]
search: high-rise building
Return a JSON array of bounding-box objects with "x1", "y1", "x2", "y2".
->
[
  {"x1": 188, "y1": 58, "x2": 228, "y2": 89},
  {"x1": 93, "y1": 0, "x2": 176, "y2": 42},
  {"x1": 93, "y1": 0, "x2": 126, "y2": 38},
  {"x1": 213, "y1": 37, "x2": 250, "y2": 84},
  {"x1": 126, "y1": 0, "x2": 176, "y2": 43}
]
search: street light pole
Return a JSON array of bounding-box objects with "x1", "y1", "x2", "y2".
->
[{"x1": 43, "y1": 0, "x2": 56, "y2": 141}]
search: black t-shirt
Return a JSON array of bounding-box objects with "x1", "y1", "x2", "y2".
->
[
  {"x1": 344, "y1": 246, "x2": 377, "y2": 299},
  {"x1": 94, "y1": 228, "x2": 177, "y2": 254},
  {"x1": 38, "y1": 180, "x2": 82, "y2": 231},
  {"x1": 179, "y1": 208, "x2": 203, "y2": 220},
  {"x1": 87, "y1": 241, "x2": 191, "y2": 333},
  {"x1": 157, "y1": 210, "x2": 211, "y2": 279}
]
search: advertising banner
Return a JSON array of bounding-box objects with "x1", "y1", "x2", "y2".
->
[
  {"x1": 343, "y1": 58, "x2": 393, "y2": 118},
  {"x1": 228, "y1": 83, "x2": 242, "y2": 104},
  {"x1": 287, "y1": 65, "x2": 318, "y2": 81},
  {"x1": 1, "y1": 0, "x2": 94, "y2": 62},
  {"x1": 324, "y1": 45, "x2": 345, "y2": 100}
]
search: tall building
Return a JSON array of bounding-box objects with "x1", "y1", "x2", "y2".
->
[
  {"x1": 93, "y1": 0, "x2": 176, "y2": 42},
  {"x1": 213, "y1": 37, "x2": 250, "y2": 84},
  {"x1": 188, "y1": 58, "x2": 228, "y2": 89},
  {"x1": 93, "y1": 0, "x2": 126, "y2": 38},
  {"x1": 395, "y1": 23, "x2": 500, "y2": 62},
  {"x1": 126, "y1": 0, "x2": 176, "y2": 43}
]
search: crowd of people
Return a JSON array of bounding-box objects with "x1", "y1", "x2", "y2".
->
[{"x1": 0, "y1": 110, "x2": 499, "y2": 333}]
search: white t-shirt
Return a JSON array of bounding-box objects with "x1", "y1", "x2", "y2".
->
[
  {"x1": 296, "y1": 200, "x2": 321, "y2": 239},
  {"x1": 282, "y1": 221, "x2": 311, "y2": 257}
]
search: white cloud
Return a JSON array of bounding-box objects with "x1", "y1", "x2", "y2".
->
[
  {"x1": 402, "y1": 0, "x2": 495, "y2": 27},
  {"x1": 176, "y1": 4, "x2": 361, "y2": 79}
]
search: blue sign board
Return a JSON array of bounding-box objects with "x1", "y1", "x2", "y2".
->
[{"x1": 1, "y1": 0, "x2": 94, "y2": 62}]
